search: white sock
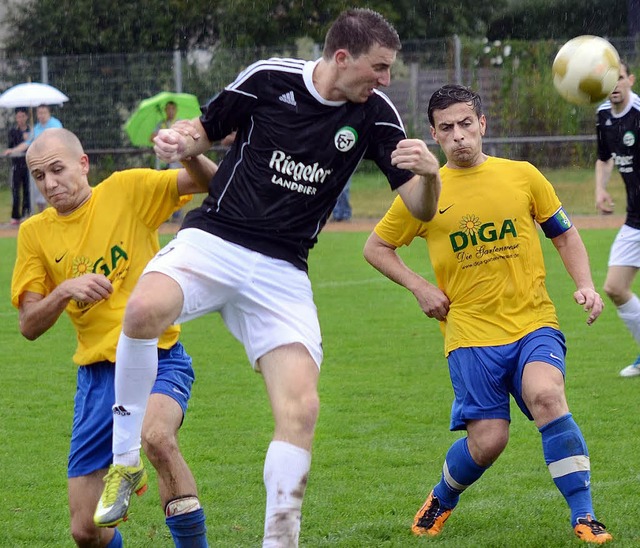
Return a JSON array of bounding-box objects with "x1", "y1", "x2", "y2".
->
[
  {"x1": 112, "y1": 332, "x2": 158, "y2": 463},
  {"x1": 262, "y1": 441, "x2": 311, "y2": 548},
  {"x1": 617, "y1": 293, "x2": 640, "y2": 347}
]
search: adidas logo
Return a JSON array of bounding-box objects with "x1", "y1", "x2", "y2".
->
[
  {"x1": 278, "y1": 91, "x2": 297, "y2": 107},
  {"x1": 112, "y1": 404, "x2": 131, "y2": 416}
]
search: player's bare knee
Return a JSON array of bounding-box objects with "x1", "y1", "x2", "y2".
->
[
  {"x1": 142, "y1": 426, "x2": 178, "y2": 466},
  {"x1": 473, "y1": 434, "x2": 508, "y2": 465},
  {"x1": 602, "y1": 281, "x2": 627, "y2": 305},
  {"x1": 528, "y1": 390, "x2": 566, "y2": 420},
  {"x1": 69, "y1": 518, "x2": 101, "y2": 547},
  {"x1": 299, "y1": 390, "x2": 320, "y2": 431},
  {"x1": 123, "y1": 293, "x2": 169, "y2": 338}
]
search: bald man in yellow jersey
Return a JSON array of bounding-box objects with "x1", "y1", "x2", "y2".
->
[
  {"x1": 364, "y1": 85, "x2": 612, "y2": 545},
  {"x1": 11, "y1": 128, "x2": 216, "y2": 548}
]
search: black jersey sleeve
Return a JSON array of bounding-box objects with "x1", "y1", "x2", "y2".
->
[
  {"x1": 364, "y1": 91, "x2": 415, "y2": 190},
  {"x1": 595, "y1": 108, "x2": 612, "y2": 162}
]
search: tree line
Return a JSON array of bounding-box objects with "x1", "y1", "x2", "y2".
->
[{"x1": 2, "y1": 0, "x2": 628, "y2": 56}]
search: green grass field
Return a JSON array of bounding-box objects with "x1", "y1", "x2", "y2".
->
[{"x1": 1, "y1": 225, "x2": 639, "y2": 547}]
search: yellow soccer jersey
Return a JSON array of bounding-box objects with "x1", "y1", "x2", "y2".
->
[
  {"x1": 375, "y1": 156, "x2": 563, "y2": 355},
  {"x1": 11, "y1": 168, "x2": 191, "y2": 365}
]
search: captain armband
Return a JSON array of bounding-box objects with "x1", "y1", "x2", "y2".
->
[{"x1": 540, "y1": 206, "x2": 573, "y2": 239}]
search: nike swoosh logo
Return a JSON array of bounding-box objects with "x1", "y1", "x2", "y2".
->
[
  {"x1": 55, "y1": 252, "x2": 67, "y2": 263},
  {"x1": 438, "y1": 204, "x2": 454, "y2": 214},
  {"x1": 550, "y1": 353, "x2": 562, "y2": 360}
]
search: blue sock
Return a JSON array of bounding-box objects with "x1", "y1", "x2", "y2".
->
[
  {"x1": 539, "y1": 413, "x2": 594, "y2": 525},
  {"x1": 166, "y1": 508, "x2": 208, "y2": 547},
  {"x1": 106, "y1": 528, "x2": 123, "y2": 548},
  {"x1": 433, "y1": 437, "x2": 489, "y2": 509}
]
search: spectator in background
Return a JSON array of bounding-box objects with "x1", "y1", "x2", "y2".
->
[
  {"x1": 6, "y1": 104, "x2": 63, "y2": 212},
  {"x1": 594, "y1": 60, "x2": 640, "y2": 378},
  {"x1": 3, "y1": 107, "x2": 30, "y2": 224},
  {"x1": 331, "y1": 177, "x2": 352, "y2": 222}
]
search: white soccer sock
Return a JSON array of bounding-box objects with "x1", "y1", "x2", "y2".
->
[
  {"x1": 617, "y1": 293, "x2": 640, "y2": 346},
  {"x1": 262, "y1": 441, "x2": 311, "y2": 548},
  {"x1": 112, "y1": 332, "x2": 158, "y2": 463}
]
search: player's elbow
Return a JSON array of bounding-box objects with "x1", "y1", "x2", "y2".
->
[
  {"x1": 410, "y1": 203, "x2": 437, "y2": 222},
  {"x1": 20, "y1": 323, "x2": 41, "y2": 341}
]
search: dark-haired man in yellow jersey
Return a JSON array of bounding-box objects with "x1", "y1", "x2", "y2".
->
[
  {"x1": 11, "y1": 128, "x2": 216, "y2": 547},
  {"x1": 364, "y1": 85, "x2": 612, "y2": 545}
]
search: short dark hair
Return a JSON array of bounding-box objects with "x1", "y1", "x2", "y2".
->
[
  {"x1": 619, "y1": 59, "x2": 632, "y2": 76},
  {"x1": 428, "y1": 85, "x2": 483, "y2": 127},
  {"x1": 14, "y1": 107, "x2": 27, "y2": 114},
  {"x1": 323, "y1": 8, "x2": 401, "y2": 59}
]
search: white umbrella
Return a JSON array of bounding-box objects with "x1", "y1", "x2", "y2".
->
[{"x1": 0, "y1": 82, "x2": 69, "y2": 108}]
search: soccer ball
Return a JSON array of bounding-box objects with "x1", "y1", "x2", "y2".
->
[{"x1": 552, "y1": 35, "x2": 620, "y2": 105}]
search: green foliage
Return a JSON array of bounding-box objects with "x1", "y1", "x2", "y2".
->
[
  {"x1": 461, "y1": 37, "x2": 602, "y2": 166},
  {"x1": 391, "y1": 0, "x2": 508, "y2": 40},
  {"x1": 488, "y1": 0, "x2": 628, "y2": 40}
]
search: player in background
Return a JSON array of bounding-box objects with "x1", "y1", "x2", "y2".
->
[
  {"x1": 594, "y1": 60, "x2": 640, "y2": 377},
  {"x1": 11, "y1": 128, "x2": 216, "y2": 547},
  {"x1": 364, "y1": 85, "x2": 612, "y2": 544},
  {"x1": 94, "y1": 8, "x2": 441, "y2": 546}
]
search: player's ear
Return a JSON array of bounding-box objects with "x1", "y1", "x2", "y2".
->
[
  {"x1": 80, "y1": 154, "x2": 90, "y2": 175},
  {"x1": 334, "y1": 49, "x2": 350, "y2": 68},
  {"x1": 479, "y1": 114, "x2": 487, "y2": 136},
  {"x1": 430, "y1": 125, "x2": 438, "y2": 143}
]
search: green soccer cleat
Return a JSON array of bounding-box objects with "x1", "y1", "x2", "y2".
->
[{"x1": 94, "y1": 463, "x2": 148, "y2": 527}]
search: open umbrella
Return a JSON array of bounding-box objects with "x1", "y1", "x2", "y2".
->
[
  {"x1": 125, "y1": 91, "x2": 202, "y2": 147},
  {"x1": 0, "y1": 82, "x2": 69, "y2": 108}
]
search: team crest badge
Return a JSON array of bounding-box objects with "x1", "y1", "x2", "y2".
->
[
  {"x1": 334, "y1": 126, "x2": 358, "y2": 152},
  {"x1": 623, "y1": 131, "x2": 635, "y2": 147}
]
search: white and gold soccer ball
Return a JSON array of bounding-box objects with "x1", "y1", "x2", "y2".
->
[{"x1": 552, "y1": 35, "x2": 620, "y2": 105}]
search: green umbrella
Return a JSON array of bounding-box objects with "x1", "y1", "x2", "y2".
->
[{"x1": 125, "y1": 91, "x2": 202, "y2": 147}]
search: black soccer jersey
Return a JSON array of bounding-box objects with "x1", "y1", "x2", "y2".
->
[
  {"x1": 181, "y1": 57, "x2": 415, "y2": 271},
  {"x1": 596, "y1": 91, "x2": 640, "y2": 229}
]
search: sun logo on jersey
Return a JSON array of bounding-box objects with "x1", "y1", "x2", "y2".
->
[
  {"x1": 459, "y1": 214, "x2": 482, "y2": 236},
  {"x1": 72, "y1": 256, "x2": 93, "y2": 278},
  {"x1": 334, "y1": 126, "x2": 358, "y2": 152}
]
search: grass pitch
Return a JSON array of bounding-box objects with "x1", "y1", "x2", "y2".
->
[{"x1": 1, "y1": 227, "x2": 639, "y2": 547}]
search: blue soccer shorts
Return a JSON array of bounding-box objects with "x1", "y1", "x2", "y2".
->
[
  {"x1": 446, "y1": 327, "x2": 567, "y2": 431},
  {"x1": 68, "y1": 341, "x2": 194, "y2": 478}
]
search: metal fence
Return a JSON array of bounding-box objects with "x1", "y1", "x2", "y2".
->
[{"x1": 0, "y1": 35, "x2": 638, "y2": 179}]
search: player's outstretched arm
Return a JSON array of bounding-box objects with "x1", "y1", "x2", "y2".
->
[
  {"x1": 551, "y1": 226, "x2": 604, "y2": 325},
  {"x1": 178, "y1": 154, "x2": 218, "y2": 195},
  {"x1": 595, "y1": 158, "x2": 615, "y2": 214},
  {"x1": 364, "y1": 231, "x2": 449, "y2": 321}
]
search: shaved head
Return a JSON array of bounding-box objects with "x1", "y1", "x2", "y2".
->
[
  {"x1": 27, "y1": 128, "x2": 84, "y2": 165},
  {"x1": 26, "y1": 127, "x2": 91, "y2": 215}
]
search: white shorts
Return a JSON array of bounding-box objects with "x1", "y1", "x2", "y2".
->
[
  {"x1": 143, "y1": 228, "x2": 323, "y2": 370},
  {"x1": 608, "y1": 224, "x2": 640, "y2": 268}
]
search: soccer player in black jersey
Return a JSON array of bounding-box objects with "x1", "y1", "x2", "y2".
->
[
  {"x1": 96, "y1": 8, "x2": 442, "y2": 546},
  {"x1": 595, "y1": 60, "x2": 640, "y2": 377}
]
